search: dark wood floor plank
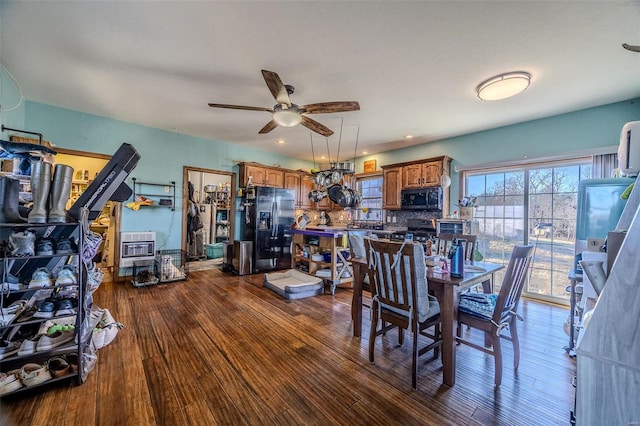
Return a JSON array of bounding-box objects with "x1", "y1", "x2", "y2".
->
[{"x1": 1, "y1": 267, "x2": 576, "y2": 425}]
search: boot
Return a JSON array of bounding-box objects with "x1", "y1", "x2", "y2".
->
[
  {"x1": 28, "y1": 161, "x2": 52, "y2": 224},
  {"x1": 49, "y1": 164, "x2": 74, "y2": 223},
  {"x1": 0, "y1": 176, "x2": 27, "y2": 223}
]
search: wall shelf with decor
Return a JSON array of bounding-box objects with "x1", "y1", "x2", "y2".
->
[{"x1": 131, "y1": 178, "x2": 176, "y2": 210}]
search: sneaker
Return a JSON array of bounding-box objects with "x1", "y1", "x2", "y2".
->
[
  {"x1": 47, "y1": 356, "x2": 71, "y2": 378},
  {"x1": 55, "y1": 265, "x2": 77, "y2": 286},
  {"x1": 0, "y1": 371, "x2": 23, "y2": 396},
  {"x1": 28, "y1": 267, "x2": 54, "y2": 288},
  {"x1": 17, "y1": 336, "x2": 40, "y2": 356},
  {"x1": 33, "y1": 298, "x2": 57, "y2": 319},
  {"x1": 0, "y1": 272, "x2": 22, "y2": 292},
  {"x1": 8, "y1": 228, "x2": 36, "y2": 257},
  {"x1": 1, "y1": 300, "x2": 29, "y2": 316},
  {"x1": 0, "y1": 340, "x2": 21, "y2": 360},
  {"x1": 36, "y1": 330, "x2": 75, "y2": 351},
  {"x1": 55, "y1": 237, "x2": 76, "y2": 254},
  {"x1": 35, "y1": 237, "x2": 54, "y2": 256},
  {"x1": 19, "y1": 363, "x2": 52, "y2": 387},
  {"x1": 55, "y1": 298, "x2": 77, "y2": 316}
]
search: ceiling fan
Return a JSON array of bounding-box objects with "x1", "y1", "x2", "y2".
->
[{"x1": 208, "y1": 70, "x2": 360, "y2": 137}]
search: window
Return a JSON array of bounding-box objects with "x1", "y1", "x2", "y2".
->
[
  {"x1": 354, "y1": 174, "x2": 384, "y2": 223},
  {"x1": 465, "y1": 159, "x2": 591, "y2": 304}
]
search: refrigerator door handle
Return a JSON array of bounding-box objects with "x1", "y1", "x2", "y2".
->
[{"x1": 271, "y1": 201, "x2": 278, "y2": 238}]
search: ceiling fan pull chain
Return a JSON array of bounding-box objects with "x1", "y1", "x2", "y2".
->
[
  {"x1": 309, "y1": 132, "x2": 317, "y2": 170},
  {"x1": 353, "y1": 125, "x2": 360, "y2": 165}
]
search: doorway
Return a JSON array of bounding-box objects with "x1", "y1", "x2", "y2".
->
[{"x1": 182, "y1": 166, "x2": 235, "y2": 270}]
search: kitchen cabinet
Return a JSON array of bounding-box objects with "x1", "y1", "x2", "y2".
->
[
  {"x1": 285, "y1": 171, "x2": 314, "y2": 209},
  {"x1": 382, "y1": 166, "x2": 402, "y2": 210},
  {"x1": 240, "y1": 164, "x2": 283, "y2": 188},
  {"x1": 403, "y1": 161, "x2": 442, "y2": 188}
]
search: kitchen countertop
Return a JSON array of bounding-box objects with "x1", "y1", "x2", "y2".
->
[{"x1": 290, "y1": 227, "x2": 345, "y2": 237}]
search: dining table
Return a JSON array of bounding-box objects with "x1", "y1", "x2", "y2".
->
[{"x1": 350, "y1": 256, "x2": 504, "y2": 387}]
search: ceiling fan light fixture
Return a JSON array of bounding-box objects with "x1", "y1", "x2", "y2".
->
[
  {"x1": 273, "y1": 105, "x2": 302, "y2": 127},
  {"x1": 476, "y1": 71, "x2": 531, "y2": 101}
]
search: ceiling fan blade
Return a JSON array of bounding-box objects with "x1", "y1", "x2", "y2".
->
[
  {"x1": 261, "y1": 70, "x2": 291, "y2": 106},
  {"x1": 258, "y1": 119, "x2": 279, "y2": 134},
  {"x1": 623, "y1": 43, "x2": 640, "y2": 52},
  {"x1": 208, "y1": 103, "x2": 272, "y2": 112},
  {"x1": 300, "y1": 116, "x2": 334, "y2": 137},
  {"x1": 300, "y1": 101, "x2": 360, "y2": 114}
]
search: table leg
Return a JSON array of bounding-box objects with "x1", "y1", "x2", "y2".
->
[
  {"x1": 432, "y1": 283, "x2": 456, "y2": 386},
  {"x1": 352, "y1": 261, "x2": 364, "y2": 337}
]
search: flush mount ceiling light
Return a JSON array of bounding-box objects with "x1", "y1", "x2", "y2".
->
[{"x1": 476, "y1": 71, "x2": 531, "y2": 101}]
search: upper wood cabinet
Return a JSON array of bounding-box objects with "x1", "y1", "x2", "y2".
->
[
  {"x1": 240, "y1": 163, "x2": 284, "y2": 188},
  {"x1": 382, "y1": 156, "x2": 452, "y2": 212},
  {"x1": 382, "y1": 166, "x2": 402, "y2": 210},
  {"x1": 403, "y1": 161, "x2": 442, "y2": 188},
  {"x1": 285, "y1": 171, "x2": 315, "y2": 209}
]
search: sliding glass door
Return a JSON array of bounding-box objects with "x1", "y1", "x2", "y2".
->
[{"x1": 465, "y1": 160, "x2": 591, "y2": 304}]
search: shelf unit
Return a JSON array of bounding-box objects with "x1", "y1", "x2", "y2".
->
[
  {"x1": 131, "y1": 178, "x2": 176, "y2": 210},
  {"x1": 291, "y1": 230, "x2": 352, "y2": 295},
  {"x1": 0, "y1": 222, "x2": 88, "y2": 396}
]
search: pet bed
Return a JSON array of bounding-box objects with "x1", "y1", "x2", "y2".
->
[{"x1": 263, "y1": 269, "x2": 324, "y2": 300}]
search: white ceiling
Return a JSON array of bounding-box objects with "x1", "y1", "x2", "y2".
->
[{"x1": 1, "y1": 1, "x2": 639, "y2": 163}]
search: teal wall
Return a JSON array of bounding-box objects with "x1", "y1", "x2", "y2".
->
[
  {"x1": 0, "y1": 68, "x2": 26, "y2": 137},
  {"x1": 356, "y1": 98, "x2": 640, "y2": 212}
]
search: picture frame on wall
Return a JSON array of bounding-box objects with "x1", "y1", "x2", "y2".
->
[{"x1": 363, "y1": 159, "x2": 376, "y2": 173}]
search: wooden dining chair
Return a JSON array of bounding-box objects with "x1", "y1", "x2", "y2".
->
[
  {"x1": 455, "y1": 245, "x2": 535, "y2": 386},
  {"x1": 366, "y1": 239, "x2": 442, "y2": 390},
  {"x1": 431, "y1": 233, "x2": 477, "y2": 262}
]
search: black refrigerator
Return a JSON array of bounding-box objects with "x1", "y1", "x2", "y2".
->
[{"x1": 241, "y1": 186, "x2": 296, "y2": 273}]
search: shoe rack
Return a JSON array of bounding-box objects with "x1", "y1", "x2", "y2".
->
[{"x1": 0, "y1": 221, "x2": 88, "y2": 396}]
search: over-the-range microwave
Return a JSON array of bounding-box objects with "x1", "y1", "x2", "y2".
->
[{"x1": 400, "y1": 187, "x2": 443, "y2": 211}]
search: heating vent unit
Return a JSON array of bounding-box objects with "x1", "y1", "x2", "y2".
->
[{"x1": 120, "y1": 231, "x2": 156, "y2": 268}]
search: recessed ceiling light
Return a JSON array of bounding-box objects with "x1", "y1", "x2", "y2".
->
[
  {"x1": 362, "y1": 151, "x2": 368, "y2": 155},
  {"x1": 404, "y1": 135, "x2": 413, "y2": 139},
  {"x1": 276, "y1": 139, "x2": 285, "y2": 144},
  {"x1": 320, "y1": 156, "x2": 326, "y2": 160},
  {"x1": 477, "y1": 71, "x2": 531, "y2": 101}
]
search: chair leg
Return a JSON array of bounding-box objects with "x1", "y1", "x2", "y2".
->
[
  {"x1": 369, "y1": 303, "x2": 379, "y2": 363},
  {"x1": 412, "y1": 328, "x2": 419, "y2": 390},
  {"x1": 434, "y1": 323, "x2": 441, "y2": 359},
  {"x1": 510, "y1": 319, "x2": 520, "y2": 369},
  {"x1": 398, "y1": 327, "x2": 404, "y2": 346},
  {"x1": 492, "y1": 333, "x2": 503, "y2": 387}
]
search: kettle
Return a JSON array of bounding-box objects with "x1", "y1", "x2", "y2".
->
[
  {"x1": 295, "y1": 213, "x2": 311, "y2": 229},
  {"x1": 448, "y1": 238, "x2": 465, "y2": 278}
]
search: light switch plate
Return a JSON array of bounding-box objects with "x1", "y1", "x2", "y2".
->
[{"x1": 587, "y1": 238, "x2": 605, "y2": 251}]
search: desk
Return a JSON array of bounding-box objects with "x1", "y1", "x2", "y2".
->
[{"x1": 351, "y1": 258, "x2": 503, "y2": 386}]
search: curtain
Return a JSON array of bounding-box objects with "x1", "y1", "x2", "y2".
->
[{"x1": 592, "y1": 153, "x2": 618, "y2": 178}]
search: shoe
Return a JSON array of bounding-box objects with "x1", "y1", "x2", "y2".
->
[
  {"x1": 55, "y1": 237, "x2": 76, "y2": 254},
  {"x1": 0, "y1": 272, "x2": 23, "y2": 292},
  {"x1": 1, "y1": 300, "x2": 29, "y2": 316},
  {"x1": 35, "y1": 237, "x2": 54, "y2": 256},
  {"x1": 8, "y1": 228, "x2": 36, "y2": 257},
  {"x1": 47, "y1": 356, "x2": 71, "y2": 378},
  {"x1": 55, "y1": 298, "x2": 77, "y2": 316},
  {"x1": 33, "y1": 298, "x2": 57, "y2": 319},
  {"x1": 55, "y1": 265, "x2": 77, "y2": 286},
  {"x1": 0, "y1": 371, "x2": 23, "y2": 396},
  {"x1": 15, "y1": 306, "x2": 37, "y2": 323},
  {"x1": 19, "y1": 363, "x2": 52, "y2": 387},
  {"x1": 36, "y1": 330, "x2": 75, "y2": 351},
  {"x1": 0, "y1": 340, "x2": 21, "y2": 360},
  {"x1": 17, "y1": 336, "x2": 40, "y2": 356},
  {"x1": 28, "y1": 267, "x2": 54, "y2": 288},
  {"x1": 64, "y1": 353, "x2": 78, "y2": 373}
]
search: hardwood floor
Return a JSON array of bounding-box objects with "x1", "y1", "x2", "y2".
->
[{"x1": 1, "y1": 268, "x2": 575, "y2": 425}]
